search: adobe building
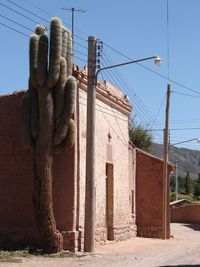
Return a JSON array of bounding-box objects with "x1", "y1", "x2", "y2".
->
[
  {"x1": 0, "y1": 68, "x2": 174, "y2": 251},
  {"x1": 136, "y1": 149, "x2": 175, "y2": 238}
]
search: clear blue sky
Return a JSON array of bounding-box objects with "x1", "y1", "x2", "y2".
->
[{"x1": 1, "y1": 0, "x2": 200, "y2": 150}]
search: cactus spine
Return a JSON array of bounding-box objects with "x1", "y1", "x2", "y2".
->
[{"x1": 20, "y1": 17, "x2": 76, "y2": 253}]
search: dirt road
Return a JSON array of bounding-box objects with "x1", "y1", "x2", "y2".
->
[{"x1": 1, "y1": 223, "x2": 200, "y2": 267}]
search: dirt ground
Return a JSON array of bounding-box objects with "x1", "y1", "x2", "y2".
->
[{"x1": 1, "y1": 223, "x2": 200, "y2": 267}]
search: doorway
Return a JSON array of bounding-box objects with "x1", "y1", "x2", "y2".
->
[{"x1": 106, "y1": 163, "x2": 114, "y2": 240}]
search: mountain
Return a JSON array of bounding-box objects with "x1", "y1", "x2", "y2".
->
[{"x1": 151, "y1": 143, "x2": 200, "y2": 179}]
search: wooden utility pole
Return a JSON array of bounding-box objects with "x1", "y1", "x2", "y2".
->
[
  {"x1": 175, "y1": 161, "x2": 178, "y2": 200},
  {"x1": 162, "y1": 83, "x2": 171, "y2": 239},
  {"x1": 84, "y1": 36, "x2": 97, "y2": 252}
]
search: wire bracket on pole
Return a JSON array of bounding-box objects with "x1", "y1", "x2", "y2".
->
[{"x1": 96, "y1": 39, "x2": 103, "y2": 70}]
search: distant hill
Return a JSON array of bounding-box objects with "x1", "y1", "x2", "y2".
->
[{"x1": 151, "y1": 143, "x2": 200, "y2": 179}]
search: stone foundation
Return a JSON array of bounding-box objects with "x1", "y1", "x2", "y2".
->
[
  {"x1": 95, "y1": 224, "x2": 137, "y2": 244},
  {"x1": 62, "y1": 230, "x2": 84, "y2": 252},
  {"x1": 113, "y1": 224, "x2": 137, "y2": 241}
]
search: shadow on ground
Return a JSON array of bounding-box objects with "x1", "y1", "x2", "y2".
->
[
  {"x1": 160, "y1": 265, "x2": 200, "y2": 267},
  {"x1": 182, "y1": 224, "x2": 200, "y2": 231}
]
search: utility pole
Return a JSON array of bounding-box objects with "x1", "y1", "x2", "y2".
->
[
  {"x1": 175, "y1": 161, "x2": 178, "y2": 200},
  {"x1": 61, "y1": 7, "x2": 86, "y2": 49},
  {"x1": 83, "y1": 50, "x2": 161, "y2": 251},
  {"x1": 84, "y1": 36, "x2": 97, "y2": 252},
  {"x1": 162, "y1": 82, "x2": 171, "y2": 239}
]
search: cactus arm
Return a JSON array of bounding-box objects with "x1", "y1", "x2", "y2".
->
[
  {"x1": 37, "y1": 34, "x2": 48, "y2": 88},
  {"x1": 35, "y1": 25, "x2": 46, "y2": 35},
  {"x1": 66, "y1": 32, "x2": 73, "y2": 77},
  {"x1": 53, "y1": 76, "x2": 76, "y2": 146},
  {"x1": 29, "y1": 34, "x2": 39, "y2": 88},
  {"x1": 47, "y1": 17, "x2": 62, "y2": 88},
  {"x1": 61, "y1": 27, "x2": 68, "y2": 60},
  {"x1": 55, "y1": 119, "x2": 76, "y2": 154},
  {"x1": 54, "y1": 57, "x2": 67, "y2": 122},
  {"x1": 20, "y1": 95, "x2": 33, "y2": 150}
]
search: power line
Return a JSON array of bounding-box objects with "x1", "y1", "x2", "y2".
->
[
  {"x1": 0, "y1": 13, "x2": 33, "y2": 32},
  {"x1": 18, "y1": 0, "x2": 88, "y2": 45},
  {"x1": 149, "y1": 93, "x2": 167, "y2": 129},
  {"x1": 103, "y1": 42, "x2": 200, "y2": 96},
  {"x1": 0, "y1": 20, "x2": 87, "y2": 64},
  {"x1": 19, "y1": 0, "x2": 54, "y2": 18},
  {"x1": 101, "y1": 49, "x2": 164, "y2": 139},
  {"x1": 149, "y1": 127, "x2": 200, "y2": 132},
  {"x1": 0, "y1": 2, "x2": 40, "y2": 25},
  {"x1": 99, "y1": 66, "x2": 130, "y2": 145},
  {"x1": 0, "y1": 21, "x2": 29, "y2": 37},
  {"x1": 4, "y1": 0, "x2": 49, "y2": 23},
  {"x1": 1, "y1": 1, "x2": 88, "y2": 46},
  {"x1": 166, "y1": 0, "x2": 170, "y2": 81},
  {"x1": 172, "y1": 90, "x2": 200, "y2": 99}
]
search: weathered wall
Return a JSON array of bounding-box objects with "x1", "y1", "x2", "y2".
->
[
  {"x1": 136, "y1": 149, "x2": 173, "y2": 239},
  {"x1": 0, "y1": 92, "x2": 76, "y2": 250},
  {"x1": 0, "y1": 75, "x2": 137, "y2": 250},
  {"x1": 171, "y1": 204, "x2": 200, "y2": 223},
  {"x1": 78, "y1": 78, "x2": 136, "y2": 244}
]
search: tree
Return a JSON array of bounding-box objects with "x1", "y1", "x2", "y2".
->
[
  {"x1": 194, "y1": 173, "x2": 200, "y2": 197},
  {"x1": 129, "y1": 122, "x2": 152, "y2": 152},
  {"x1": 185, "y1": 171, "x2": 193, "y2": 195},
  {"x1": 178, "y1": 176, "x2": 186, "y2": 194},
  {"x1": 20, "y1": 18, "x2": 76, "y2": 253},
  {"x1": 170, "y1": 176, "x2": 175, "y2": 192}
]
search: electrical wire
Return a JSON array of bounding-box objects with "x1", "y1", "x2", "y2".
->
[
  {"x1": 103, "y1": 42, "x2": 200, "y2": 96},
  {"x1": 99, "y1": 68, "x2": 129, "y2": 145},
  {"x1": 0, "y1": 2, "x2": 40, "y2": 25},
  {"x1": 0, "y1": 13, "x2": 33, "y2": 32},
  {"x1": 4, "y1": 0, "x2": 49, "y2": 23},
  {"x1": 172, "y1": 91, "x2": 200, "y2": 99},
  {"x1": 101, "y1": 49, "x2": 164, "y2": 139},
  {"x1": 17, "y1": 0, "x2": 87, "y2": 43},
  {"x1": 1, "y1": 1, "x2": 88, "y2": 50},
  {"x1": 0, "y1": 21, "x2": 29, "y2": 37},
  {"x1": 100, "y1": 59, "x2": 163, "y2": 144},
  {"x1": 149, "y1": 93, "x2": 167, "y2": 129},
  {"x1": 0, "y1": 20, "x2": 87, "y2": 64},
  {"x1": 166, "y1": 0, "x2": 170, "y2": 81},
  {"x1": 148, "y1": 127, "x2": 200, "y2": 131},
  {"x1": 19, "y1": 0, "x2": 54, "y2": 18}
]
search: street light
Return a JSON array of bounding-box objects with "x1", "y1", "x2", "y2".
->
[
  {"x1": 171, "y1": 137, "x2": 200, "y2": 201},
  {"x1": 96, "y1": 55, "x2": 162, "y2": 78},
  {"x1": 84, "y1": 35, "x2": 162, "y2": 252}
]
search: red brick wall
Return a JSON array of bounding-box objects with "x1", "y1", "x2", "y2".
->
[
  {"x1": 136, "y1": 149, "x2": 172, "y2": 238},
  {"x1": 171, "y1": 204, "x2": 200, "y2": 223},
  {"x1": 0, "y1": 92, "x2": 75, "y2": 249}
]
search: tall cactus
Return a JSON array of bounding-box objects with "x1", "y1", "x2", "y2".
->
[{"x1": 20, "y1": 18, "x2": 76, "y2": 253}]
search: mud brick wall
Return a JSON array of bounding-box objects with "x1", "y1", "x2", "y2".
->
[
  {"x1": 171, "y1": 204, "x2": 200, "y2": 223},
  {"x1": 136, "y1": 149, "x2": 173, "y2": 239},
  {"x1": 0, "y1": 92, "x2": 75, "y2": 249}
]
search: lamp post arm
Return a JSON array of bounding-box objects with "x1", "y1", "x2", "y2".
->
[
  {"x1": 171, "y1": 138, "x2": 199, "y2": 146},
  {"x1": 95, "y1": 56, "x2": 158, "y2": 78}
]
